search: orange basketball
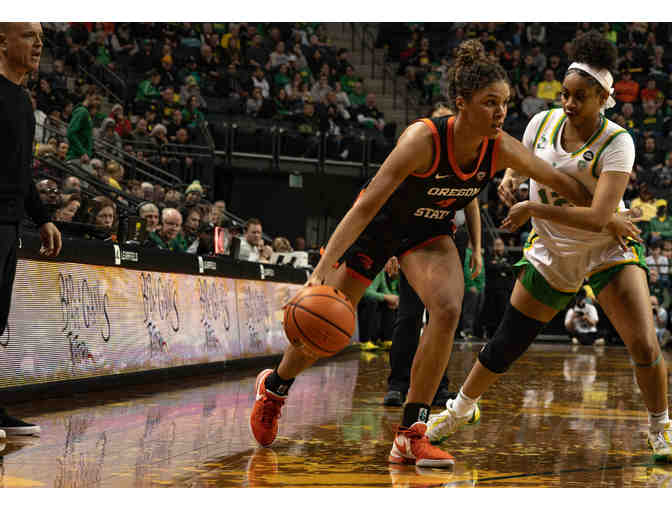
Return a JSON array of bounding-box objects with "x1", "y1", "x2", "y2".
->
[{"x1": 283, "y1": 285, "x2": 356, "y2": 359}]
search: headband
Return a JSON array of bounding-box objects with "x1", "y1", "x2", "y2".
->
[{"x1": 567, "y1": 62, "x2": 616, "y2": 111}]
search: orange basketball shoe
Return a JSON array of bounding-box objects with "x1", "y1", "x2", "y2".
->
[
  {"x1": 388, "y1": 422, "x2": 455, "y2": 468},
  {"x1": 250, "y1": 369, "x2": 287, "y2": 447}
]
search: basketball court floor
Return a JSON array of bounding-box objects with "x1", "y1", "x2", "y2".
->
[{"x1": 1, "y1": 342, "x2": 671, "y2": 488}]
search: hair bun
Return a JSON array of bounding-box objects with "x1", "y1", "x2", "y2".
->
[{"x1": 456, "y1": 40, "x2": 487, "y2": 68}]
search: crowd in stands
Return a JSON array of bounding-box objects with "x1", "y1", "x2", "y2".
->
[{"x1": 15, "y1": 22, "x2": 672, "y2": 346}]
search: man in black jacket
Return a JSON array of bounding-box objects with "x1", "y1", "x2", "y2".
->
[{"x1": 0, "y1": 22, "x2": 62, "y2": 437}]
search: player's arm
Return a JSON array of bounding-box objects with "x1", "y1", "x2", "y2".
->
[
  {"x1": 497, "y1": 131, "x2": 592, "y2": 207},
  {"x1": 308, "y1": 122, "x2": 434, "y2": 285},
  {"x1": 464, "y1": 197, "x2": 482, "y2": 278}
]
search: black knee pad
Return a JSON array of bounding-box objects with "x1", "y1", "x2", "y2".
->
[{"x1": 478, "y1": 304, "x2": 547, "y2": 374}]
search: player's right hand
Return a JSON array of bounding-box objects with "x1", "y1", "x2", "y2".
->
[{"x1": 497, "y1": 176, "x2": 517, "y2": 207}]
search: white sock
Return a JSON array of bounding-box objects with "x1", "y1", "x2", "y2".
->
[
  {"x1": 452, "y1": 388, "x2": 478, "y2": 417},
  {"x1": 649, "y1": 409, "x2": 670, "y2": 432}
]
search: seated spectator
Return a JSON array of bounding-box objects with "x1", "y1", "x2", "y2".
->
[
  {"x1": 333, "y1": 81, "x2": 351, "y2": 110},
  {"x1": 159, "y1": 85, "x2": 182, "y2": 120},
  {"x1": 246, "y1": 87, "x2": 264, "y2": 117},
  {"x1": 186, "y1": 221, "x2": 217, "y2": 256},
  {"x1": 110, "y1": 104, "x2": 132, "y2": 139},
  {"x1": 164, "y1": 188, "x2": 183, "y2": 208},
  {"x1": 148, "y1": 208, "x2": 187, "y2": 252},
  {"x1": 167, "y1": 109, "x2": 187, "y2": 141},
  {"x1": 181, "y1": 95, "x2": 205, "y2": 127},
  {"x1": 613, "y1": 69, "x2": 640, "y2": 104},
  {"x1": 619, "y1": 102, "x2": 637, "y2": 135},
  {"x1": 179, "y1": 75, "x2": 206, "y2": 109},
  {"x1": 182, "y1": 206, "x2": 202, "y2": 246},
  {"x1": 522, "y1": 83, "x2": 547, "y2": 119},
  {"x1": 355, "y1": 93, "x2": 385, "y2": 132},
  {"x1": 636, "y1": 136, "x2": 665, "y2": 182},
  {"x1": 85, "y1": 196, "x2": 117, "y2": 241},
  {"x1": 237, "y1": 217, "x2": 263, "y2": 262},
  {"x1": 259, "y1": 242, "x2": 273, "y2": 263},
  {"x1": 99, "y1": 117, "x2": 122, "y2": 151},
  {"x1": 184, "y1": 180, "x2": 204, "y2": 208},
  {"x1": 272, "y1": 237, "x2": 292, "y2": 253},
  {"x1": 269, "y1": 41, "x2": 290, "y2": 69},
  {"x1": 290, "y1": 102, "x2": 321, "y2": 157},
  {"x1": 250, "y1": 66, "x2": 271, "y2": 99},
  {"x1": 638, "y1": 101, "x2": 665, "y2": 140},
  {"x1": 212, "y1": 199, "x2": 227, "y2": 225},
  {"x1": 158, "y1": 54, "x2": 178, "y2": 90},
  {"x1": 149, "y1": 124, "x2": 169, "y2": 148},
  {"x1": 310, "y1": 73, "x2": 332, "y2": 103},
  {"x1": 536, "y1": 68, "x2": 562, "y2": 105},
  {"x1": 631, "y1": 184, "x2": 667, "y2": 227},
  {"x1": 340, "y1": 65, "x2": 359, "y2": 95},
  {"x1": 246, "y1": 34, "x2": 269, "y2": 70},
  {"x1": 138, "y1": 202, "x2": 160, "y2": 233},
  {"x1": 135, "y1": 69, "x2": 162, "y2": 110},
  {"x1": 272, "y1": 88, "x2": 291, "y2": 119},
  {"x1": 348, "y1": 80, "x2": 366, "y2": 107},
  {"x1": 62, "y1": 176, "x2": 82, "y2": 193},
  {"x1": 651, "y1": 294, "x2": 671, "y2": 349},
  {"x1": 649, "y1": 266, "x2": 671, "y2": 312},
  {"x1": 53, "y1": 196, "x2": 82, "y2": 223},
  {"x1": 640, "y1": 76, "x2": 664, "y2": 105},
  {"x1": 131, "y1": 118, "x2": 152, "y2": 149},
  {"x1": 649, "y1": 153, "x2": 672, "y2": 199},
  {"x1": 140, "y1": 182, "x2": 154, "y2": 201},
  {"x1": 359, "y1": 257, "x2": 400, "y2": 345},
  {"x1": 273, "y1": 63, "x2": 291, "y2": 91},
  {"x1": 647, "y1": 240, "x2": 670, "y2": 287},
  {"x1": 36, "y1": 178, "x2": 61, "y2": 216},
  {"x1": 565, "y1": 290, "x2": 600, "y2": 346}
]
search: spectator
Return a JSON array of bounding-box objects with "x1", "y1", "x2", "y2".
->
[
  {"x1": 272, "y1": 236, "x2": 292, "y2": 253},
  {"x1": 521, "y1": 83, "x2": 547, "y2": 119},
  {"x1": 212, "y1": 200, "x2": 227, "y2": 225},
  {"x1": 269, "y1": 41, "x2": 290, "y2": 69},
  {"x1": 356, "y1": 93, "x2": 385, "y2": 132},
  {"x1": 237, "y1": 217, "x2": 263, "y2": 262},
  {"x1": 109, "y1": 104, "x2": 132, "y2": 139},
  {"x1": 536, "y1": 68, "x2": 562, "y2": 105},
  {"x1": 272, "y1": 88, "x2": 291, "y2": 119},
  {"x1": 647, "y1": 240, "x2": 670, "y2": 287},
  {"x1": 640, "y1": 76, "x2": 664, "y2": 105},
  {"x1": 167, "y1": 109, "x2": 187, "y2": 141},
  {"x1": 179, "y1": 75, "x2": 206, "y2": 109},
  {"x1": 135, "y1": 69, "x2": 162, "y2": 109},
  {"x1": 310, "y1": 73, "x2": 332, "y2": 103},
  {"x1": 182, "y1": 206, "x2": 201, "y2": 246},
  {"x1": 66, "y1": 90, "x2": 101, "y2": 163},
  {"x1": 340, "y1": 65, "x2": 359, "y2": 95},
  {"x1": 651, "y1": 294, "x2": 671, "y2": 349},
  {"x1": 631, "y1": 184, "x2": 668, "y2": 227},
  {"x1": 36, "y1": 178, "x2": 61, "y2": 215},
  {"x1": 565, "y1": 290, "x2": 600, "y2": 346},
  {"x1": 158, "y1": 54, "x2": 178, "y2": 90},
  {"x1": 186, "y1": 221, "x2": 216, "y2": 256},
  {"x1": 246, "y1": 34, "x2": 269, "y2": 70},
  {"x1": 348, "y1": 80, "x2": 366, "y2": 107},
  {"x1": 140, "y1": 182, "x2": 154, "y2": 201},
  {"x1": 251, "y1": 66, "x2": 271, "y2": 99},
  {"x1": 294, "y1": 236, "x2": 306, "y2": 251},
  {"x1": 482, "y1": 237, "x2": 515, "y2": 339},
  {"x1": 148, "y1": 208, "x2": 187, "y2": 252},
  {"x1": 638, "y1": 100, "x2": 665, "y2": 139},
  {"x1": 138, "y1": 201, "x2": 160, "y2": 233},
  {"x1": 459, "y1": 240, "x2": 485, "y2": 339},
  {"x1": 649, "y1": 153, "x2": 672, "y2": 200},
  {"x1": 360, "y1": 257, "x2": 400, "y2": 345},
  {"x1": 149, "y1": 123, "x2": 168, "y2": 148},
  {"x1": 99, "y1": 117, "x2": 122, "y2": 151},
  {"x1": 53, "y1": 196, "x2": 81, "y2": 223},
  {"x1": 613, "y1": 68, "x2": 640, "y2": 104},
  {"x1": 62, "y1": 176, "x2": 81, "y2": 193},
  {"x1": 184, "y1": 180, "x2": 204, "y2": 207},
  {"x1": 273, "y1": 63, "x2": 291, "y2": 91},
  {"x1": 246, "y1": 87, "x2": 264, "y2": 116},
  {"x1": 131, "y1": 118, "x2": 152, "y2": 148},
  {"x1": 649, "y1": 267, "x2": 671, "y2": 313},
  {"x1": 526, "y1": 22, "x2": 546, "y2": 45},
  {"x1": 158, "y1": 85, "x2": 182, "y2": 120},
  {"x1": 181, "y1": 95, "x2": 205, "y2": 127},
  {"x1": 636, "y1": 136, "x2": 665, "y2": 183},
  {"x1": 164, "y1": 188, "x2": 182, "y2": 208}
]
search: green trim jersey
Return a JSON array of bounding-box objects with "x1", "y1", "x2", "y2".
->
[
  {"x1": 523, "y1": 108, "x2": 635, "y2": 251},
  {"x1": 519, "y1": 109, "x2": 639, "y2": 293}
]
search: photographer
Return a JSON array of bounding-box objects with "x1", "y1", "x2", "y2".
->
[
  {"x1": 651, "y1": 295, "x2": 671, "y2": 349},
  {"x1": 564, "y1": 289, "x2": 599, "y2": 346}
]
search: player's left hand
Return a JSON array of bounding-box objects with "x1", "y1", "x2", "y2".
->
[
  {"x1": 501, "y1": 201, "x2": 531, "y2": 232},
  {"x1": 39, "y1": 222, "x2": 62, "y2": 257},
  {"x1": 605, "y1": 211, "x2": 642, "y2": 250},
  {"x1": 470, "y1": 249, "x2": 482, "y2": 279}
]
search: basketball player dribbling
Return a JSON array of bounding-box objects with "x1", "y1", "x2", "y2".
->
[
  {"x1": 250, "y1": 39, "x2": 638, "y2": 467},
  {"x1": 426, "y1": 31, "x2": 672, "y2": 463}
]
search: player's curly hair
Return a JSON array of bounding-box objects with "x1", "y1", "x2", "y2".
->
[
  {"x1": 567, "y1": 30, "x2": 618, "y2": 88},
  {"x1": 445, "y1": 39, "x2": 509, "y2": 111}
]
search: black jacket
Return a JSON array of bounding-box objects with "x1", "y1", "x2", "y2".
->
[{"x1": 0, "y1": 74, "x2": 50, "y2": 227}]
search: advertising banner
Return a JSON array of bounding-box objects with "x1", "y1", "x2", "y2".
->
[{"x1": 0, "y1": 259, "x2": 304, "y2": 389}]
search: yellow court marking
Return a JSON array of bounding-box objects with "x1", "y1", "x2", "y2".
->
[{"x1": 2, "y1": 476, "x2": 45, "y2": 487}]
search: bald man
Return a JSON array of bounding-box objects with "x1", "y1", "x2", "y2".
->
[{"x1": 0, "y1": 22, "x2": 62, "y2": 437}]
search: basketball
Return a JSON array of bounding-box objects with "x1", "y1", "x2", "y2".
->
[{"x1": 283, "y1": 285, "x2": 356, "y2": 358}]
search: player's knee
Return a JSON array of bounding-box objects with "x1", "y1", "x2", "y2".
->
[
  {"x1": 478, "y1": 305, "x2": 546, "y2": 374},
  {"x1": 426, "y1": 294, "x2": 461, "y2": 327},
  {"x1": 628, "y1": 334, "x2": 659, "y2": 366}
]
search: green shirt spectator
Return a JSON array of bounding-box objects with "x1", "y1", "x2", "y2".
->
[
  {"x1": 136, "y1": 70, "x2": 162, "y2": 103},
  {"x1": 66, "y1": 92, "x2": 100, "y2": 161},
  {"x1": 649, "y1": 208, "x2": 672, "y2": 242},
  {"x1": 349, "y1": 81, "x2": 366, "y2": 107},
  {"x1": 148, "y1": 230, "x2": 188, "y2": 252},
  {"x1": 364, "y1": 267, "x2": 400, "y2": 303},
  {"x1": 340, "y1": 66, "x2": 360, "y2": 94}
]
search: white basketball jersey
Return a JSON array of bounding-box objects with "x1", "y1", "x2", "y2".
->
[{"x1": 522, "y1": 109, "x2": 635, "y2": 255}]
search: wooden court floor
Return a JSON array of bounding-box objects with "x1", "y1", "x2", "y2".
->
[{"x1": 1, "y1": 342, "x2": 671, "y2": 488}]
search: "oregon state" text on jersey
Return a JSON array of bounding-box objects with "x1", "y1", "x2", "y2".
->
[{"x1": 427, "y1": 187, "x2": 481, "y2": 198}]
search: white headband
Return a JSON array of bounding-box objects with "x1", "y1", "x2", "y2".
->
[{"x1": 567, "y1": 62, "x2": 616, "y2": 111}]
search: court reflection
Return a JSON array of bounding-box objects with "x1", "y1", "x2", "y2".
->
[{"x1": 0, "y1": 344, "x2": 668, "y2": 487}]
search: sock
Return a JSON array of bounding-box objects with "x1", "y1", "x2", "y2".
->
[
  {"x1": 401, "y1": 402, "x2": 431, "y2": 428},
  {"x1": 452, "y1": 388, "x2": 478, "y2": 417},
  {"x1": 649, "y1": 409, "x2": 670, "y2": 432},
  {"x1": 264, "y1": 369, "x2": 294, "y2": 397}
]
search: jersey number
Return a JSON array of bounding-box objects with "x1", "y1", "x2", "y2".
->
[{"x1": 538, "y1": 188, "x2": 569, "y2": 207}]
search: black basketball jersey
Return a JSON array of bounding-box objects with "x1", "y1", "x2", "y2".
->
[{"x1": 364, "y1": 115, "x2": 501, "y2": 229}]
